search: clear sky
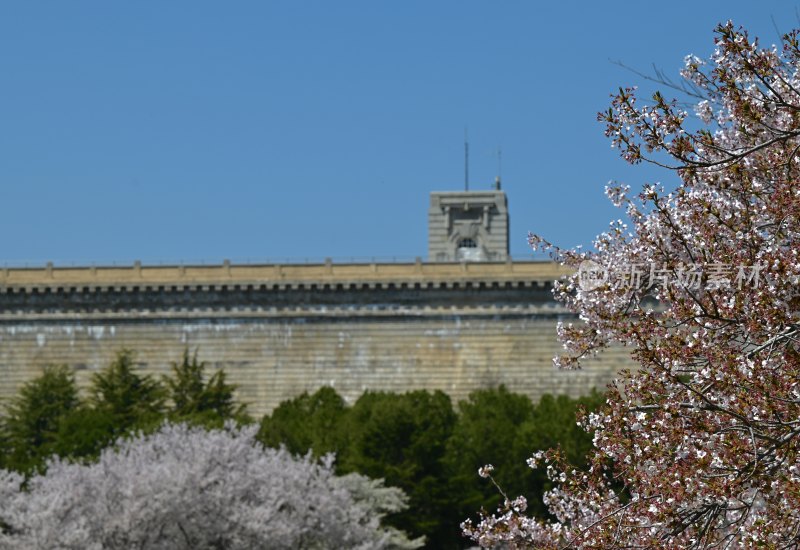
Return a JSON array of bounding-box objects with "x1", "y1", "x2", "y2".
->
[{"x1": 1, "y1": 1, "x2": 796, "y2": 265}]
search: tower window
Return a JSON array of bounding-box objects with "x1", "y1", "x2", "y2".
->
[{"x1": 458, "y1": 238, "x2": 477, "y2": 249}]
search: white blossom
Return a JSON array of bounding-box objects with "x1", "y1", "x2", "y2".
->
[{"x1": 0, "y1": 423, "x2": 422, "y2": 549}]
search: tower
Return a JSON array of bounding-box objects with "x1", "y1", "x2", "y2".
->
[{"x1": 428, "y1": 190, "x2": 509, "y2": 262}]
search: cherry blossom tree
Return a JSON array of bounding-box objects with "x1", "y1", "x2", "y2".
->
[
  {"x1": 0, "y1": 422, "x2": 422, "y2": 549},
  {"x1": 464, "y1": 22, "x2": 800, "y2": 548}
]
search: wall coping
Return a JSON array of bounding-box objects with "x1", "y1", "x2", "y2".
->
[{"x1": 0, "y1": 260, "x2": 572, "y2": 288}]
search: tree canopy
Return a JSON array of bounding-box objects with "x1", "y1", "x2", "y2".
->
[
  {"x1": 260, "y1": 386, "x2": 602, "y2": 549},
  {"x1": 465, "y1": 22, "x2": 800, "y2": 548},
  {"x1": 1, "y1": 365, "x2": 80, "y2": 474},
  {"x1": 0, "y1": 423, "x2": 422, "y2": 549},
  {"x1": 0, "y1": 349, "x2": 248, "y2": 471},
  {"x1": 165, "y1": 348, "x2": 248, "y2": 426}
]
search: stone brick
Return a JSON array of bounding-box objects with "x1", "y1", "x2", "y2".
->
[{"x1": 0, "y1": 261, "x2": 632, "y2": 416}]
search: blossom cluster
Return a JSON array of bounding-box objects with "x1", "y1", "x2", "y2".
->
[
  {"x1": 0, "y1": 423, "x2": 422, "y2": 549},
  {"x1": 465, "y1": 21, "x2": 800, "y2": 549}
]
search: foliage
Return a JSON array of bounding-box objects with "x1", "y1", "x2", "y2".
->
[
  {"x1": 259, "y1": 386, "x2": 603, "y2": 549},
  {"x1": 165, "y1": 348, "x2": 248, "y2": 426},
  {"x1": 0, "y1": 349, "x2": 249, "y2": 472},
  {"x1": 0, "y1": 422, "x2": 422, "y2": 549},
  {"x1": 49, "y1": 406, "x2": 118, "y2": 462},
  {"x1": 465, "y1": 22, "x2": 800, "y2": 548},
  {"x1": 339, "y1": 390, "x2": 458, "y2": 549},
  {"x1": 258, "y1": 386, "x2": 348, "y2": 457},
  {"x1": 445, "y1": 387, "x2": 537, "y2": 520},
  {"x1": 447, "y1": 389, "x2": 602, "y2": 525},
  {"x1": 522, "y1": 392, "x2": 605, "y2": 472},
  {"x1": 0, "y1": 365, "x2": 80, "y2": 473},
  {"x1": 0, "y1": 354, "x2": 605, "y2": 548},
  {"x1": 90, "y1": 349, "x2": 165, "y2": 435}
]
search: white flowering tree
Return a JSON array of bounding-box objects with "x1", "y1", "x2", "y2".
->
[
  {"x1": 0, "y1": 423, "x2": 423, "y2": 549},
  {"x1": 464, "y1": 22, "x2": 800, "y2": 548}
]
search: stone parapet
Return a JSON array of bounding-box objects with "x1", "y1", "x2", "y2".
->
[{"x1": 0, "y1": 260, "x2": 569, "y2": 289}]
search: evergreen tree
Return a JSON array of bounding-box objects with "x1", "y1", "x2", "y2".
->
[
  {"x1": 444, "y1": 386, "x2": 537, "y2": 523},
  {"x1": 1, "y1": 365, "x2": 80, "y2": 473},
  {"x1": 258, "y1": 386, "x2": 347, "y2": 456},
  {"x1": 51, "y1": 406, "x2": 118, "y2": 462},
  {"x1": 90, "y1": 349, "x2": 165, "y2": 435},
  {"x1": 257, "y1": 386, "x2": 605, "y2": 548},
  {"x1": 340, "y1": 390, "x2": 457, "y2": 549},
  {"x1": 165, "y1": 348, "x2": 247, "y2": 426}
]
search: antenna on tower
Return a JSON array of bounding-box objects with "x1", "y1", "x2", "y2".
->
[
  {"x1": 494, "y1": 147, "x2": 502, "y2": 190},
  {"x1": 464, "y1": 128, "x2": 469, "y2": 191}
]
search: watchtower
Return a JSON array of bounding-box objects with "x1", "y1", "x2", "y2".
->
[{"x1": 428, "y1": 190, "x2": 509, "y2": 262}]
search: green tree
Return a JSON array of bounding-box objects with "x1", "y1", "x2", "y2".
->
[
  {"x1": 256, "y1": 386, "x2": 605, "y2": 549},
  {"x1": 1, "y1": 365, "x2": 80, "y2": 473},
  {"x1": 446, "y1": 388, "x2": 605, "y2": 528},
  {"x1": 258, "y1": 386, "x2": 347, "y2": 456},
  {"x1": 444, "y1": 386, "x2": 537, "y2": 526},
  {"x1": 89, "y1": 349, "x2": 165, "y2": 435},
  {"x1": 339, "y1": 390, "x2": 457, "y2": 549},
  {"x1": 164, "y1": 349, "x2": 247, "y2": 426},
  {"x1": 50, "y1": 406, "x2": 117, "y2": 462},
  {"x1": 513, "y1": 391, "x2": 604, "y2": 518},
  {"x1": 522, "y1": 392, "x2": 604, "y2": 467}
]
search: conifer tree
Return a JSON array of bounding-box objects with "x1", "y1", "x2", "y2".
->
[
  {"x1": 1, "y1": 365, "x2": 79, "y2": 473},
  {"x1": 165, "y1": 348, "x2": 246, "y2": 425},
  {"x1": 90, "y1": 349, "x2": 165, "y2": 434}
]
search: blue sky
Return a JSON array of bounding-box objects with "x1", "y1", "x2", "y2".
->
[{"x1": 1, "y1": 1, "x2": 795, "y2": 265}]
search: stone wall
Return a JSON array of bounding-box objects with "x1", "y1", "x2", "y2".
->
[{"x1": 0, "y1": 261, "x2": 631, "y2": 416}]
